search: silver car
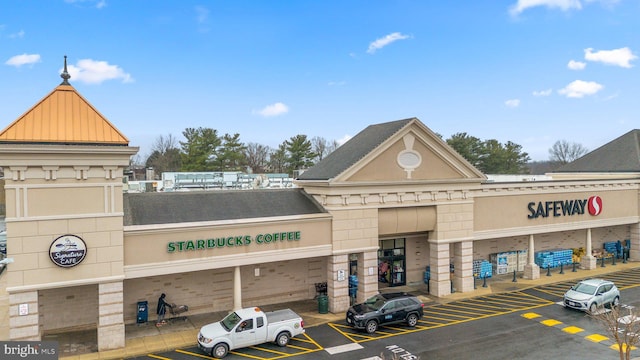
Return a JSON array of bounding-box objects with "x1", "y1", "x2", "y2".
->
[{"x1": 563, "y1": 278, "x2": 620, "y2": 312}]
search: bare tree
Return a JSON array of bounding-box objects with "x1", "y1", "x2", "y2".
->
[
  {"x1": 145, "y1": 134, "x2": 182, "y2": 177},
  {"x1": 312, "y1": 136, "x2": 341, "y2": 163},
  {"x1": 245, "y1": 142, "x2": 271, "y2": 173},
  {"x1": 549, "y1": 140, "x2": 588, "y2": 165},
  {"x1": 589, "y1": 305, "x2": 640, "y2": 360}
]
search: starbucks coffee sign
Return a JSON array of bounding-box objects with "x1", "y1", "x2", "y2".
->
[{"x1": 49, "y1": 234, "x2": 87, "y2": 268}]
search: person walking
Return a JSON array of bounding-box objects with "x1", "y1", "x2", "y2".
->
[{"x1": 156, "y1": 293, "x2": 172, "y2": 327}]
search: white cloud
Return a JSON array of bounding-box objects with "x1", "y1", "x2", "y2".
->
[
  {"x1": 337, "y1": 135, "x2": 352, "y2": 146},
  {"x1": 5, "y1": 53, "x2": 41, "y2": 67},
  {"x1": 8, "y1": 30, "x2": 25, "y2": 39},
  {"x1": 328, "y1": 80, "x2": 346, "y2": 86},
  {"x1": 64, "y1": 0, "x2": 107, "y2": 9},
  {"x1": 532, "y1": 89, "x2": 553, "y2": 96},
  {"x1": 194, "y1": 6, "x2": 211, "y2": 32},
  {"x1": 558, "y1": 80, "x2": 603, "y2": 98},
  {"x1": 253, "y1": 102, "x2": 289, "y2": 117},
  {"x1": 367, "y1": 32, "x2": 410, "y2": 54},
  {"x1": 66, "y1": 59, "x2": 133, "y2": 84},
  {"x1": 195, "y1": 6, "x2": 209, "y2": 23},
  {"x1": 567, "y1": 60, "x2": 586, "y2": 70},
  {"x1": 509, "y1": 0, "x2": 582, "y2": 16},
  {"x1": 584, "y1": 47, "x2": 637, "y2": 68},
  {"x1": 505, "y1": 99, "x2": 521, "y2": 108}
]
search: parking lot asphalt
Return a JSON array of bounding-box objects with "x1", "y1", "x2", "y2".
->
[{"x1": 2, "y1": 260, "x2": 638, "y2": 359}]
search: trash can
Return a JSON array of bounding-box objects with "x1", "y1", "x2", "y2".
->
[
  {"x1": 137, "y1": 301, "x2": 148, "y2": 324},
  {"x1": 317, "y1": 295, "x2": 328, "y2": 314}
]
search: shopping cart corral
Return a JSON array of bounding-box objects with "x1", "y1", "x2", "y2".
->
[{"x1": 168, "y1": 303, "x2": 189, "y2": 322}]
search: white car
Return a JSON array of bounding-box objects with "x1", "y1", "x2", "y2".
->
[{"x1": 563, "y1": 279, "x2": 620, "y2": 312}]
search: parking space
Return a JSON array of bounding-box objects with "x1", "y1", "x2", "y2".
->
[
  {"x1": 133, "y1": 332, "x2": 323, "y2": 360},
  {"x1": 531, "y1": 266, "x2": 640, "y2": 301},
  {"x1": 329, "y1": 290, "x2": 553, "y2": 343}
]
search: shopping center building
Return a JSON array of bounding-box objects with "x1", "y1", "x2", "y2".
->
[{"x1": 1, "y1": 69, "x2": 639, "y2": 351}]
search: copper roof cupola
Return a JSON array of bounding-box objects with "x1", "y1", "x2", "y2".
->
[{"x1": 0, "y1": 56, "x2": 130, "y2": 145}]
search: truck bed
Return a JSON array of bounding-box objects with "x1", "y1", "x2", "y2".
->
[{"x1": 265, "y1": 309, "x2": 300, "y2": 323}]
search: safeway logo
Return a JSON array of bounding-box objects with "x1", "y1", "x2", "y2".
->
[{"x1": 588, "y1": 195, "x2": 603, "y2": 216}]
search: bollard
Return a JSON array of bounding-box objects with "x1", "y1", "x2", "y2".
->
[
  {"x1": 546, "y1": 265, "x2": 551, "y2": 276},
  {"x1": 572, "y1": 262, "x2": 577, "y2": 272},
  {"x1": 473, "y1": 274, "x2": 477, "y2": 290},
  {"x1": 612, "y1": 254, "x2": 616, "y2": 266},
  {"x1": 601, "y1": 256, "x2": 606, "y2": 268},
  {"x1": 559, "y1": 263, "x2": 564, "y2": 274},
  {"x1": 623, "y1": 251, "x2": 627, "y2": 264},
  {"x1": 512, "y1": 269, "x2": 517, "y2": 282},
  {"x1": 451, "y1": 280, "x2": 455, "y2": 293},
  {"x1": 482, "y1": 273, "x2": 488, "y2": 288}
]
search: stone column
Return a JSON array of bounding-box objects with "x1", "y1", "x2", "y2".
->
[
  {"x1": 629, "y1": 223, "x2": 640, "y2": 262},
  {"x1": 98, "y1": 282, "x2": 124, "y2": 351},
  {"x1": 9, "y1": 290, "x2": 40, "y2": 341},
  {"x1": 523, "y1": 234, "x2": 540, "y2": 280},
  {"x1": 581, "y1": 228, "x2": 597, "y2": 270},
  {"x1": 328, "y1": 254, "x2": 349, "y2": 313},
  {"x1": 429, "y1": 242, "x2": 451, "y2": 297},
  {"x1": 233, "y1": 266, "x2": 242, "y2": 310},
  {"x1": 453, "y1": 241, "x2": 474, "y2": 293},
  {"x1": 358, "y1": 251, "x2": 378, "y2": 304}
]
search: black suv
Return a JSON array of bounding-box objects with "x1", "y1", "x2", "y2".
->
[{"x1": 346, "y1": 292, "x2": 424, "y2": 333}]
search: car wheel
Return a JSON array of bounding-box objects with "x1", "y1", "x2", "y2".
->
[
  {"x1": 212, "y1": 343, "x2": 228, "y2": 359},
  {"x1": 365, "y1": 320, "x2": 378, "y2": 334},
  {"x1": 589, "y1": 303, "x2": 598, "y2": 313},
  {"x1": 611, "y1": 296, "x2": 620, "y2": 308},
  {"x1": 407, "y1": 313, "x2": 419, "y2": 327},
  {"x1": 276, "y1": 332, "x2": 290, "y2": 347}
]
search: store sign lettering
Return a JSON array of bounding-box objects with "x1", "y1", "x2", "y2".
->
[
  {"x1": 167, "y1": 231, "x2": 301, "y2": 253},
  {"x1": 527, "y1": 195, "x2": 602, "y2": 219}
]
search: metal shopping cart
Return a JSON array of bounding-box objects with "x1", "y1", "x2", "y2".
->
[{"x1": 167, "y1": 303, "x2": 189, "y2": 322}]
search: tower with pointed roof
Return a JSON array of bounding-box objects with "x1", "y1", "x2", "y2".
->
[{"x1": 0, "y1": 57, "x2": 138, "y2": 350}]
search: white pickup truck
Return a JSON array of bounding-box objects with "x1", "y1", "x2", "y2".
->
[{"x1": 197, "y1": 307, "x2": 305, "y2": 358}]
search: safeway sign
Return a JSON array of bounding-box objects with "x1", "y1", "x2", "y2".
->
[{"x1": 527, "y1": 195, "x2": 602, "y2": 219}]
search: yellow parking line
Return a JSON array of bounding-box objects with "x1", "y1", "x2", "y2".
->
[
  {"x1": 541, "y1": 319, "x2": 563, "y2": 327},
  {"x1": 586, "y1": 334, "x2": 609, "y2": 343},
  {"x1": 297, "y1": 332, "x2": 323, "y2": 349},
  {"x1": 521, "y1": 312, "x2": 541, "y2": 319},
  {"x1": 423, "y1": 313, "x2": 470, "y2": 320},
  {"x1": 439, "y1": 303, "x2": 500, "y2": 315},
  {"x1": 460, "y1": 299, "x2": 510, "y2": 311},
  {"x1": 285, "y1": 344, "x2": 316, "y2": 351},
  {"x1": 147, "y1": 355, "x2": 172, "y2": 360},
  {"x1": 610, "y1": 343, "x2": 637, "y2": 352},
  {"x1": 248, "y1": 345, "x2": 288, "y2": 355},
  {"x1": 562, "y1": 326, "x2": 584, "y2": 334},
  {"x1": 175, "y1": 349, "x2": 212, "y2": 358},
  {"x1": 229, "y1": 350, "x2": 265, "y2": 359}
]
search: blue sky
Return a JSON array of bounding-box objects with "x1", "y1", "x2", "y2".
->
[{"x1": 1, "y1": 0, "x2": 638, "y2": 162}]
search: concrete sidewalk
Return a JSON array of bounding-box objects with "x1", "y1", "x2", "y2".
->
[{"x1": 3, "y1": 260, "x2": 639, "y2": 359}]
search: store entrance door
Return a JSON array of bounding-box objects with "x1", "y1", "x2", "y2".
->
[{"x1": 378, "y1": 238, "x2": 406, "y2": 287}]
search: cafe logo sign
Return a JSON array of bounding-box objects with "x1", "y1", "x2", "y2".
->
[{"x1": 49, "y1": 235, "x2": 87, "y2": 268}]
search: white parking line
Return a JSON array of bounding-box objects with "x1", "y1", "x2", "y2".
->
[{"x1": 325, "y1": 343, "x2": 364, "y2": 354}]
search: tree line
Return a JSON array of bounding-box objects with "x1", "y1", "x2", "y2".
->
[{"x1": 140, "y1": 127, "x2": 587, "y2": 178}]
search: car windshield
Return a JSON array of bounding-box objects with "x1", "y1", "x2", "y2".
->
[
  {"x1": 573, "y1": 283, "x2": 597, "y2": 295},
  {"x1": 364, "y1": 295, "x2": 386, "y2": 311},
  {"x1": 220, "y1": 312, "x2": 242, "y2": 332}
]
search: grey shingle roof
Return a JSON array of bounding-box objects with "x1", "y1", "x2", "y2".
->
[
  {"x1": 123, "y1": 188, "x2": 327, "y2": 226},
  {"x1": 297, "y1": 118, "x2": 414, "y2": 181},
  {"x1": 558, "y1": 129, "x2": 640, "y2": 172}
]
